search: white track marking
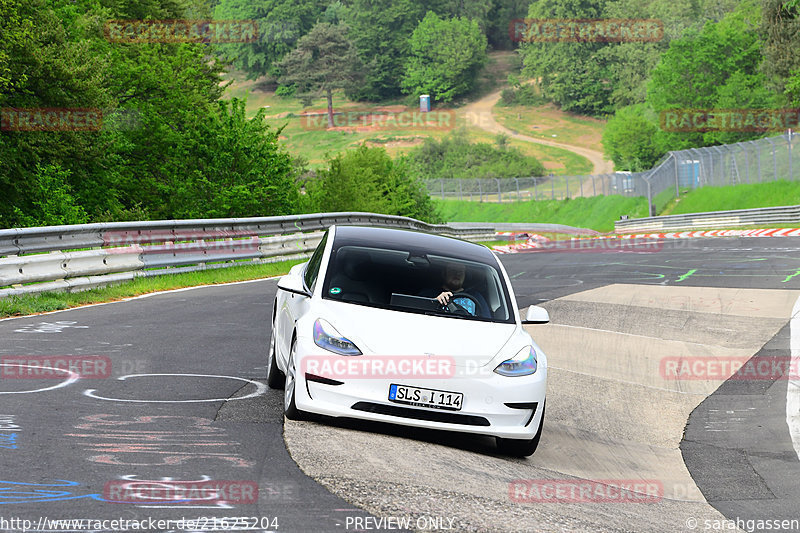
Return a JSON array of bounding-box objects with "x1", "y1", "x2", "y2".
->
[
  {"x1": 788, "y1": 294, "x2": 800, "y2": 460},
  {"x1": 83, "y1": 373, "x2": 267, "y2": 403},
  {"x1": 0, "y1": 363, "x2": 80, "y2": 394}
]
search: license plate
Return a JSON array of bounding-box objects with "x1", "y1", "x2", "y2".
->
[{"x1": 388, "y1": 384, "x2": 463, "y2": 411}]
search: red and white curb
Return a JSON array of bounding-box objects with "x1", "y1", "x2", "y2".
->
[{"x1": 493, "y1": 228, "x2": 800, "y2": 253}]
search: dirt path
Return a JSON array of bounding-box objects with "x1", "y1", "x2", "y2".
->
[{"x1": 460, "y1": 89, "x2": 615, "y2": 175}]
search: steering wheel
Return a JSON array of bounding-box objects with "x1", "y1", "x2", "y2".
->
[{"x1": 446, "y1": 292, "x2": 482, "y2": 317}]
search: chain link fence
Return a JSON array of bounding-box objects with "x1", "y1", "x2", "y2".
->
[{"x1": 425, "y1": 131, "x2": 799, "y2": 215}]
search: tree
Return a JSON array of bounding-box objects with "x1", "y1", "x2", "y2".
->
[
  {"x1": 601, "y1": 104, "x2": 665, "y2": 171},
  {"x1": 760, "y1": 0, "x2": 800, "y2": 99},
  {"x1": 305, "y1": 145, "x2": 441, "y2": 222},
  {"x1": 518, "y1": 0, "x2": 613, "y2": 116},
  {"x1": 647, "y1": 0, "x2": 782, "y2": 147},
  {"x1": 401, "y1": 12, "x2": 487, "y2": 103},
  {"x1": 277, "y1": 23, "x2": 363, "y2": 129},
  {"x1": 343, "y1": 0, "x2": 430, "y2": 100},
  {"x1": 213, "y1": 0, "x2": 327, "y2": 79},
  {"x1": 166, "y1": 99, "x2": 298, "y2": 219},
  {"x1": 486, "y1": 0, "x2": 529, "y2": 49}
]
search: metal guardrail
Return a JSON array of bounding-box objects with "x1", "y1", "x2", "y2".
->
[
  {"x1": 614, "y1": 204, "x2": 800, "y2": 233},
  {"x1": 0, "y1": 213, "x2": 497, "y2": 297}
]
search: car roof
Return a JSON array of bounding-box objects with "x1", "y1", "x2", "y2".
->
[{"x1": 330, "y1": 225, "x2": 496, "y2": 264}]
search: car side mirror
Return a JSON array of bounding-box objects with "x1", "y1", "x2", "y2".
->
[
  {"x1": 277, "y1": 274, "x2": 311, "y2": 298},
  {"x1": 522, "y1": 305, "x2": 549, "y2": 324}
]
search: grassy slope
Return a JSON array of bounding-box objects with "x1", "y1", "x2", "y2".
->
[
  {"x1": 664, "y1": 181, "x2": 800, "y2": 216},
  {"x1": 222, "y1": 53, "x2": 597, "y2": 174},
  {"x1": 435, "y1": 196, "x2": 649, "y2": 232}
]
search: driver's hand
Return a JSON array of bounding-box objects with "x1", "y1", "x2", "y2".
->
[{"x1": 436, "y1": 291, "x2": 453, "y2": 306}]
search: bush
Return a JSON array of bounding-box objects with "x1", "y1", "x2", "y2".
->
[
  {"x1": 275, "y1": 84, "x2": 296, "y2": 97},
  {"x1": 303, "y1": 144, "x2": 441, "y2": 223},
  {"x1": 404, "y1": 133, "x2": 545, "y2": 180}
]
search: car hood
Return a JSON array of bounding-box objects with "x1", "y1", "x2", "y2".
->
[{"x1": 316, "y1": 300, "x2": 518, "y2": 367}]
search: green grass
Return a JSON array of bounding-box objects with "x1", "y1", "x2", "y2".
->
[
  {"x1": 436, "y1": 195, "x2": 649, "y2": 232},
  {"x1": 493, "y1": 104, "x2": 606, "y2": 152},
  {"x1": 663, "y1": 180, "x2": 800, "y2": 216},
  {"x1": 0, "y1": 259, "x2": 304, "y2": 319}
]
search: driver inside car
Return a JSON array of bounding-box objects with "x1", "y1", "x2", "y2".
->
[{"x1": 419, "y1": 261, "x2": 491, "y2": 318}]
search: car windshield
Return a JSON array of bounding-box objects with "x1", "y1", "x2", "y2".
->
[{"x1": 321, "y1": 243, "x2": 514, "y2": 323}]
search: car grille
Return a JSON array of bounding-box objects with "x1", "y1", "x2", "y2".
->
[{"x1": 351, "y1": 402, "x2": 491, "y2": 426}]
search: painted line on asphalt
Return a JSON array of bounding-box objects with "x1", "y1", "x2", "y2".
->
[{"x1": 788, "y1": 294, "x2": 800, "y2": 460}]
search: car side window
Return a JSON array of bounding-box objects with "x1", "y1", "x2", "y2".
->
[{"x1": 304, "y1": 231, "x2": 328, "y2": 291}]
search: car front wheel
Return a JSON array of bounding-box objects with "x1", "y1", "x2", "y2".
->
[
  {"x1": 266, "y1": 332, "x2": 285, "y2": 389},
  {"x1": 283, "y1": 340, "x2": 306, "y2": 421}
]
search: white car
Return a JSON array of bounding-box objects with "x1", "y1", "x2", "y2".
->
[{"x1": 268, "y1": 225, "x2": 549, "y2": 456}]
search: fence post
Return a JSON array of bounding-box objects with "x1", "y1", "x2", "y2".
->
[
  {"x1": 534, "y1": 178, "x2": 538, "y2": 200},
  {"x1": 514, "y1": 178, "x2": 520, "y2": 201},
  {"x1": 565, "y1": 176, "x2": 570, "y2": 198},
  {"x1": 741, "y1": 143, "x2": 749, "y2": 183},
  {"x1": 592, "y1": 175, "x2": 596, "y2": 196},
  {"x1": 495, "y1": 178, "x2": 502, "y2": 203},
  {"x1": 753, "y1": 141, "x2": 761, "y2": 183},
  {"x1": 459, "y1": 179, "x2": 463, "y2": 201},
  {"x1": 551, "y1": 176, "x2": 555, "y2": 199},
  {"x1": 789, "y1": 131, "x2": 794, "y2": 181},
  {"x1": 478, "y1": 180, "x2": 483, "y2": 202},
  {"x1": 767, "y1": 137, "x2": 777, "y2": 181},
  {"x1": 674, "y1": 153, "x2": 680, "y2": 196},
  {"x1": 440, "y1": 178, "x2": 444, "y2": 199}
]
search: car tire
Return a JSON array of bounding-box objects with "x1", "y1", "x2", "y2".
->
[
  {"x1": 283, "y1": 340, "x2": 306, "y2": 421},
  {"x1": 496, "y1": 401, "x2": 545, "y2": 457},
  {"x1": 266, "y1": 332, "x2": 285, "y2": 389}
]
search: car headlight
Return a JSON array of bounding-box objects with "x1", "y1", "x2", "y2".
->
[
  {"x1": 313, "y1": 319, "x2": 362, "y2": 356},
  {"x1": 494, "y1": 346, "x2": 537, "y2": 377}
]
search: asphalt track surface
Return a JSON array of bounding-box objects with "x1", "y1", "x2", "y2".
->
[{"x1": 0, "y1": 236, "x2": 799, "y2": 532}]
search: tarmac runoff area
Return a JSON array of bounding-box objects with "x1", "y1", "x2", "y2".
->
[{"x1": 283, "y1": 283, "x2": 798, "y2": 532}]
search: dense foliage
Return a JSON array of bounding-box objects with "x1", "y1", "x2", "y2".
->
[
  {"x1": 401, "y1": 12, "x2": 488, "y2": 103},
  {"x1": 0, "y1": 0, "x2": 299, "y2": 226},
  {"x1": 404, "y1": 134, "x2": 546, "y2": 181},
  {"x1": 301, "y1": 145, "x2": 441, "y2": 223},
  {"x1": 601, "y1": 0, "x2": 790, "y2": 170}
]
